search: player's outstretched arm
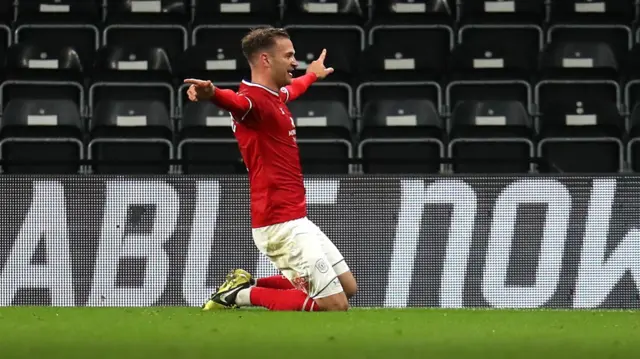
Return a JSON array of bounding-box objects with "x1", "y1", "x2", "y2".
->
[
  {"x1": 284, "y1": 49, "x2": 334, "y2": 103},
  {"x1": 184, "y1": 78, "x2": 251, "y2": 115}
]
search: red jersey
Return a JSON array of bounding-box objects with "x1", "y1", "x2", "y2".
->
[{"x1": 211, "y1": 73, "x2": 318, "y2": 228}]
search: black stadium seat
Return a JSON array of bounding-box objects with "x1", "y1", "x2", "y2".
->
[
  {"x1": 89, "y1": 82, "x2": 174, "y2": 174},
  {"x1": 364, "y1": 25, "x2": 453, "y2": 82},
  {"x1": 11, "y1": 24, "x2": 98, "y2": 81},
  {"x1": 178, "y1": 100, "x2": 244, "y2": 175},
  {"x1": 446, "y1": 80, "x2": 531, "y2": 114},
  {"x1": 452, "y1": 25, "x2": 542, "y2": 80},
  {"x1": 535, "y1": 80, "x2": 624, "y2": 173},
  {"x1": 541, "y1": 25, "x2": 631, "y2": 79},
  {"x1": 0, "y1": 98, "x2": 83, "y2": 174},
  {"x1": 98, "y1": 24, "x2": 187, "y2": 82},
  {"x1": 449, "y1": 100, "x2": 534, "y2": 173},
  {"x1": 359, "y1": 98, "x2": 444, "y2": 174}
]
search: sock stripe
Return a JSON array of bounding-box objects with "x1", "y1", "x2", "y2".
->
[{"x1": 301, "y1": 296, "x2": 310, "y2": 311}]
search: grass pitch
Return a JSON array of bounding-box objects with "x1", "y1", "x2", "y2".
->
[{"x1": 0, "y1": 307, "x2": 638, "y2": 359}]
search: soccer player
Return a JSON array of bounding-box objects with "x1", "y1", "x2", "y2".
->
[{"x1": 184, "y1": 27, "x2": 358, "y2": 312}]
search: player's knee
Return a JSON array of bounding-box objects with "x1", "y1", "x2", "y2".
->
[
  {"x1": 315, "y1": 293, "x2": 350, "y2": 312},
  {"x1": 321, "y1": 300, "x2": 349, "y2": 312},
  {"x1": 329, "y1": 301, "x2": 350, "y2": 311}
]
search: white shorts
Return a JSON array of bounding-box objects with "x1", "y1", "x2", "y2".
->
[{"x1": 252, "y1": 217, "x2": 350, "y2": 299}]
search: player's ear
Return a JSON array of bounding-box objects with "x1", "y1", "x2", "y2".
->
[{"x1": 260, "y1": 52, "x2": 271, "y2": 67}]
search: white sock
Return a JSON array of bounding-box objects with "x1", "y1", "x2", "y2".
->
[{"x1": 235, "y1": 288, "x2": 253, "y2": 307}]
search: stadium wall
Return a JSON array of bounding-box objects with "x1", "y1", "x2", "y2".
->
[{"x1": 0, "y1": 175, "x2": 639, "y2": 309}]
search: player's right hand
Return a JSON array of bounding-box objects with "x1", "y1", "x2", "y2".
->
[{"x1": 184, "y1": 78, "x2": 215, "y2": 101}]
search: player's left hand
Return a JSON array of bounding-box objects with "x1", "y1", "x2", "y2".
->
[{"x1": 306, "y1": 49, "x2": 334, "y2": 80}]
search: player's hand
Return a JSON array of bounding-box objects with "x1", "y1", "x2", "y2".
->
[
  {"x1": 306, "y1": 49, "x2": 334, "y2": 80},
  {"x1": 184, "y1": 78, "x2": 215, "y2": 101}
]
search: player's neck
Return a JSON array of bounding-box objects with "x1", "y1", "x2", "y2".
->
[{"x1": 250, "y1": 74, "x2": 280, "y2": 93}]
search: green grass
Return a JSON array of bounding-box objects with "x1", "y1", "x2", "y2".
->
[{"x1": 0, "y1": 307, "x2": 639, "y2": 359}]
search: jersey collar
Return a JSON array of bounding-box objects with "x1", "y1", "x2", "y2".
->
[{"x1": 241, "y1": 80, "x2": 280, "y2": 97}]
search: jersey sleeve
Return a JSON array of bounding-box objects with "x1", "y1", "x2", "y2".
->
[
  {"x1": 280, "y1": 73, "x2": 318, "y2": 103},
  {"x1": 211, "y1": 88, "x2": 253, "y2": 121}
]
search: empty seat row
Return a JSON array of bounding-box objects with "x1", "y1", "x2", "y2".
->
[
  {"x1": 1, "y1": 1, "x2": 638, "y2": 26},
  {"x1": 1, "y1": 79, "x2": 640, "y2": 174},
  {"x1": 0, "y1": 103, "x2": 635, "y2": 176},
  {"x1": 3, "y1": 79, "x2": 639, "y2": 127},
  {"x1": 2, "y1": 24, "x2": 640, "y2": 85}
]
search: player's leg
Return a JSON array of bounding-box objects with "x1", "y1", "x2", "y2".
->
[
  {"x1": 205, "y1": 220, "x2": 321, "y2": 311},
  {"x1": 254, "y1": 274, "x2": 296, "y2": 289},
  {"x1": 282, "y1": 218, "x2": 350, "y2": 311},
  {"x1": 241, "y1": 221, "x2": 357, "y2": 296},
  {"x1": 310, "y1": 220, "x2": 358, "y2": 299}
]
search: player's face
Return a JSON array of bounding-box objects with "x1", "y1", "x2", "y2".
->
[{"x1": 269, "y1": 38, "x2": 298, "y2": 88}]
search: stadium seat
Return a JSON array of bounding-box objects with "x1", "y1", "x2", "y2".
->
[
  {"x1": 288, "y1": 100, "x2": 353, "y2": 174},
  {"x1": 363, "y1": 25, "x2": 453, "y2": 82},
  {"x1": 181, "y1": 25, "x2": 257, "y2": 82},
  {"x1": 540, "y1": 25, "x2": 631, "y2": 79},
  {"x1": 370, "y1": 0, "x2": 455, "y2": 25},
  {"x1": 0, "y1": 80, "x2": 86, "y2": 117},
  {"x1": 283, "y1": 0, "x2": 368, "y2": 25},
  {"x1": 548, "y1": 0, "x2": 635, "y2": 25},
  {"x1": 295, "y1": 82, "x2": 354, "y2": 120},
  {"x1": 358, "y1": 98, "x2": 444, "y2": 174},
  {"x1": 16, "y1": 0, "x2": 102, "y2": 23},
  {"x1": 193, "y1": 0, "x2": 282, "y2": 25},
  {"x1": 104, "y1": 0, "x2": 189, "y2": 23},
  {"x1": 448, "y1": 100, "x2": 534, "y2": 173},
  {"x1": 285, "y1": 25, "x2": 364, "y2": 83},
  {"x1": 356, "y1": 81, "x2": 441, "y2": 118},
  {"x1": 178, "y1": 100, "x2": 244, "y2": 175},
  {"x1": 0, "y1": 80, "x2": 85, "y2": 173},
  {"x1": 452, "y1": 25, "x2": 542, "y2": 80},
  {"x1": 446, "y1": 80, "x2": 531, "y2": 116},
  {"x1": 88, "y1": 82, "x2": 174, "y2": 174},
  {"x1": 98, "y1": 24, "x2": 187, "y2": 82},
  {"x1": 457, "y1": 0, "x2": 546, "y2": 24},
  {"x1": 10, "y1": 24, "x2": 98, "y2": 81},
  {"x1": 535, "y1": 80, "x2": 624, "y2": 173},
  {"x1": 0, "y1": 98, "x2": 84, "y2": 174}
]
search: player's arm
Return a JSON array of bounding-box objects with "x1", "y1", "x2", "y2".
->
[
  {"x1": 211, "y1": 88, "x2": 252, "y2": 119},
  {"x1": 282, "y1": 73, "x2": 317, "y2": 103},
  {"x1": 184, "y1": 78, "x2": 252, "y2": 119},
  {"x1": 283, "y1": 49, "x2": 334, "y2": 103}
]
